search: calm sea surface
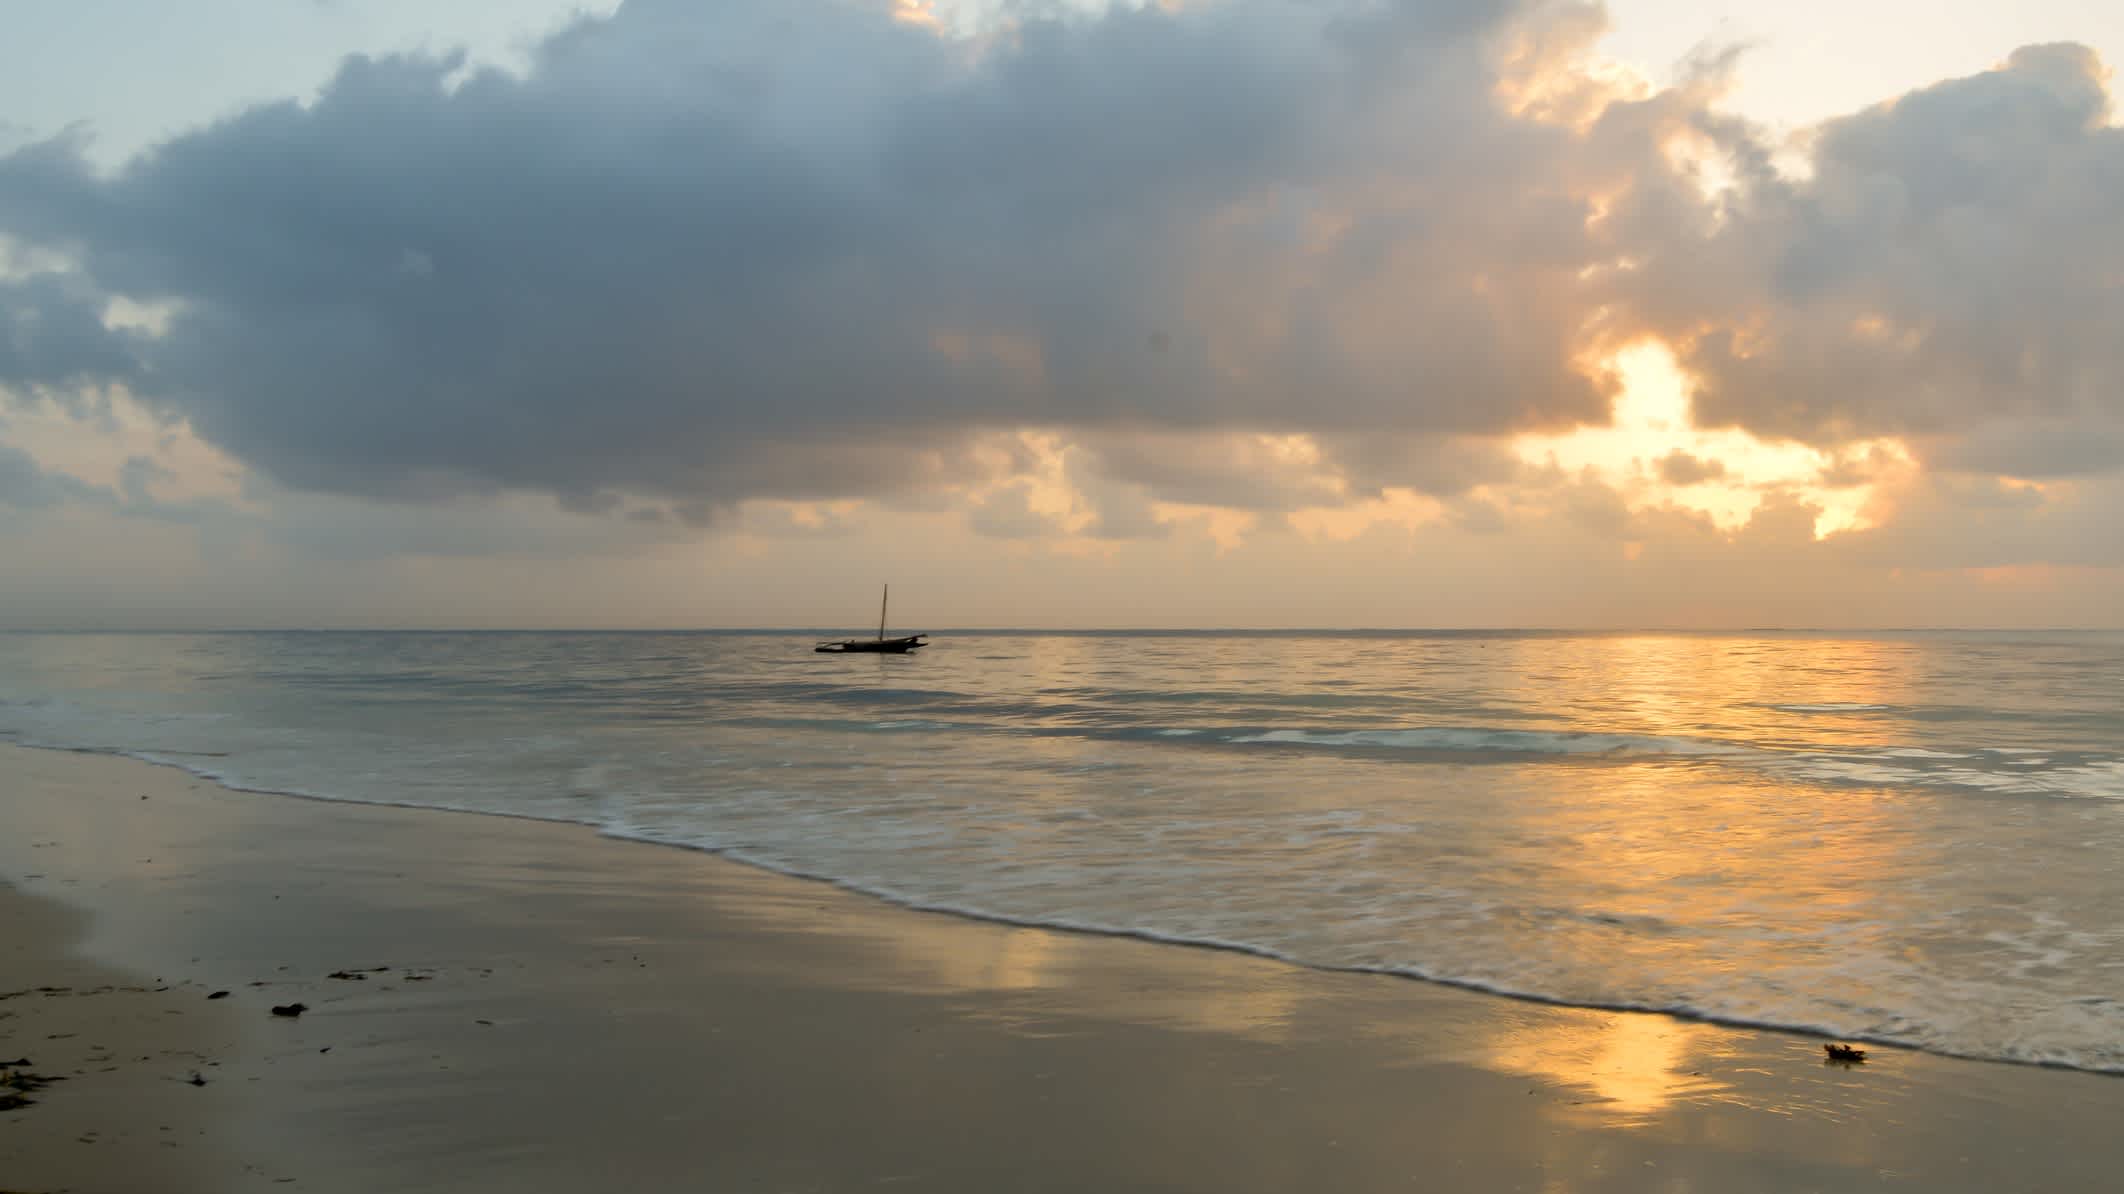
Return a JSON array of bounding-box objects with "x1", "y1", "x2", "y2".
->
[{"x1": 4, "y1": 630, "x2": 2121, "y2": 1072}]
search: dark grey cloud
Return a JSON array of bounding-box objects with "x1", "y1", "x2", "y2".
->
[
  {"x1": 1076, "y1": 430, "x2": 1345, "y2": 512},
  {"x1": 0, "y1": 273, "x2": 144, "y2": 398},
  {"x1": 1655, "y1": 449, "x2": 1724, "y2": 485},
  {"x1": 1630, "y1": 44, "x2": 2124, "y2": 477},
  {"x1": 1923, "y1": 418, "x2": 2124, "y2": 480},
  {"x1": 1317, "y1": 431, "x2": 1523, "y2": 498},
  {"x1": 0, "y1": 0, "x2": 1638, "y2": 517}
]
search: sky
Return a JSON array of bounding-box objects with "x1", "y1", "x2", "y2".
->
[{"x1": 2, "y1": 0, "x2": 2122, "y2": 629}]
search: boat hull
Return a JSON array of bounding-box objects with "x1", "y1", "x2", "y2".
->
[{"x1": 815, "y1": 635, "x2": 927, "y2": 654}]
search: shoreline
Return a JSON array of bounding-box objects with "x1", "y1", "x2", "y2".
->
[
  {"x1": 21, "y1": 739, "x2": 2113, "y2": 1080},
  {"x1": 7, "y1": 742, "x2": 2124, "y2": 1191}
]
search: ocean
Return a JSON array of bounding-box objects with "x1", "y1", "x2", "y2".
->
[{"x1": 3, "y1": 629, "x2": 2121, "y2": 1073}]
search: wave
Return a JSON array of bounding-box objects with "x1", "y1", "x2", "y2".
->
[
  {"x1": 703, "y1": 711, "x2": 1749, "y2": 763},
  {"x1": 1783, "y1": 751, "x2": 2124, "y2": 801},
  {"x1": 1225, "y1": 726, "x2": 1748, "y2": 758},
  {"x1": 11, "y1": 736, "x2": 2124, "y2": 1078}
]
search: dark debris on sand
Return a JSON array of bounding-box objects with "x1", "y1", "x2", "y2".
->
[{"x1": 1, "y1": 1065, "x2": 63, "y2": 1111}]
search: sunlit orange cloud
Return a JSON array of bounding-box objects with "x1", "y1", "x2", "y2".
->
[
  {"x1": 889, "y1": 0, "x2": 944, "y2": 31},
  {"x1": 965, "y1": 430, "x2": 1070, "y2": 510},
  {"x1": 1493, "y1": 1, "x2": 1653, "y2": 131},
  {"x1": 1285, "y1": 487, "x2": 1444, "y2": 541},
  {"x1": 1513, "y1": 340, "x2": 1917, "y2": 538},
  {"x1": 1147, "y1": 502, "x2": 1257, "y2": 552},
  {"x1": 783, "y1": 499, "x2": 866, "y2": 530}
]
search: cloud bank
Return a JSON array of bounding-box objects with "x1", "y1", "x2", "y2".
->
[
  {"x1": 1, "y1": 0, "x2": 2120, "y2": 589},
  {"x1": 0, "y1": 0, "x2": 1670, "y2": 512}
]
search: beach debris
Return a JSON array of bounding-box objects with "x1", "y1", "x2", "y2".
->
[
  {"x1": 1824, "y1": 1043, "x2": 1867, "y2": 1064},
  {"x1": 1, "y1": 1066, "x2": 61, "y2": 1111},
  {"x1": 207, "y1": 991, "x2": 231, "y2": 1000},
  {"x1": 328, "y1": 967, "x2": 393, "y2": 980},
  {"x1": 269, "y1": 1002, "x2": 308, "y2": 1018},
  {"x1": 187, "y1": 1072, "x2": 207, "y2": 1087}
]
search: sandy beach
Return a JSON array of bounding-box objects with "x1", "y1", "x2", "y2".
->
[{"x1": 5, "y1": 742, "x2": 2123, "y2": 1193}]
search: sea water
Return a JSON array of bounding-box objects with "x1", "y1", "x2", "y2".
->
[{"x1": 3, "y1": 629, "x2": 2121, "y2": 1071}]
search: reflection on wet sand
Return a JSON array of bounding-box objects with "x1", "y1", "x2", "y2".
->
[
  {"x1": 719, "y1": 881, "x2": 1307, "y2": 1041},
  {"x1": 1486, "y1": 1011, "x2": 1728, "y2": 1126}
]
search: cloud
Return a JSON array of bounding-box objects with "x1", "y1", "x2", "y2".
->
[
  {"x1": 1075, "y1": 430, "x2": 1347, "y2": 513},
  {"x1": 966, "y1": 482, "x2": 1067, "y2": 539},
  {"x1": 0, "y1": 0, "x2": 1665, "y2": 519},
  {"x1": 1827, "y1": 473, "x2": 2124, "y2": 572},
  {"x1": 0, "y1": 430, "x2": 262, "y2": 536},
  {"x1": 0, "y1": 440, "x2": 100, "y2": 509},
  {"x1": 2, "y1": 0, "x2": 2118, "y2": 595},
  {"x1": 1655, "y1": 449, "x2": 1724, "y2": 485},
  {"x1": 1924, "y1": 418, "x2": 2124, "y2": 480},
  {"x1": 1634, "y1": 43, "x2": 2124, "y2": 478},
  {"x1": 0, "y1": 273, "x2": 145, "y2": 398}
]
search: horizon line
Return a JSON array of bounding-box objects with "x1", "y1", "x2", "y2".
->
[{"x1": 3, "y1": 625, "x2": 2120, "y2": 636}]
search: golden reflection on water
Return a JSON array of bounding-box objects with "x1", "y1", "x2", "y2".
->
[
  {"x1": 1478, "y1": 632, "x2": 1925, "y2": 747},
  {"x1": 1488, "y1": 634, "x2": 1930, "y2": 946},
  {"x1": 706, "y1": 631, "x2": 1979, "y2": 1133}
]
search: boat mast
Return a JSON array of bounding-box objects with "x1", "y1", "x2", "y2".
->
[{"x1": 878, "y1": 583, "x2": 889, "y2": 641}]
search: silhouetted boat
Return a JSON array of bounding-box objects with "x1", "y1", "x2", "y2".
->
[{"x1": 815, "y1": 585, "x2": 927, "y2": 654}]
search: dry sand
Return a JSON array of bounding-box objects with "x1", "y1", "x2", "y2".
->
[{"x1": 4, "y1": 742, "x2": 2123, "y2": 1193}]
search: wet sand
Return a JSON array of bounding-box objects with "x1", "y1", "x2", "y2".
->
[{"x1": 4, "y1": 742, "x2": 2122, "y2": 1192}]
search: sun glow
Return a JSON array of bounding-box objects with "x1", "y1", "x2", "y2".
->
[{"x1": 1515, "y1": 340, "x2": 1914, "y2": 539}]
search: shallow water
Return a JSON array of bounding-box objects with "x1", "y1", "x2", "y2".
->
[{"x1": 3, "y1": 629, "x2": 2121, "y2": 1071}]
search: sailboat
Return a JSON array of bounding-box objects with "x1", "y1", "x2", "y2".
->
[{"x1": 814, "y1": 585, "x2": 928, "y2": 654}]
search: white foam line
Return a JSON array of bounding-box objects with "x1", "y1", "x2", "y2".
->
[{"x1": 11, "y1": 738, "x2": 2123, "y2": 1079}]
